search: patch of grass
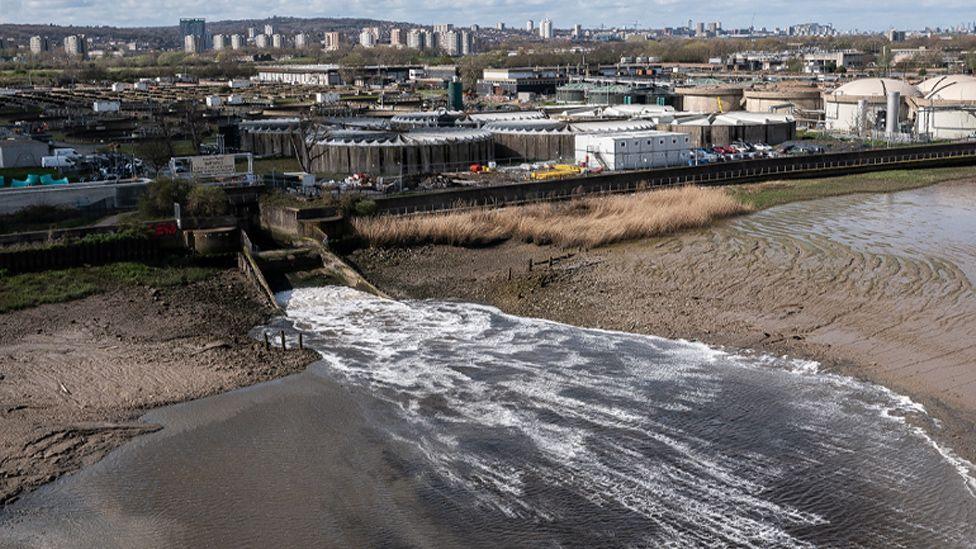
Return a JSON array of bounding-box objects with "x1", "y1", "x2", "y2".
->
[
  {"x1": 354, "y1": 186, "x2": 750, "y2": 249},
  {"x1": 728, "y1": 166, "x2": 976, "y2": 210},
  {"x1": 0, "y1": 262, "x2": 217, "y2": 313},
  {"x1": 251, "y1": 157, "x2": 302, "y2": 175}
]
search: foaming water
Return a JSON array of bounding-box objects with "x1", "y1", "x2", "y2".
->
[{"x1": 4, "y1": 286, "x2": 974, "y2": 547}]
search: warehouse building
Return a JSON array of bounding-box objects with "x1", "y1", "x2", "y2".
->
[{"x1": 476, "y1": 68, "x2": 569, "y2": 98}]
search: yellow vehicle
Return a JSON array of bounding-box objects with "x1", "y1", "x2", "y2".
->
[{"x1": 530, "y1": 164, "x2": 582, "y2": 181}]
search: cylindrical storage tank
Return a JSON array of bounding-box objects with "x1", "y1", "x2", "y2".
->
[
  {"x1": 914, "y1": 75, "x2": 976, "y2": 139},
  {"x1": 885, "y1": 91, "x2": 901, "y2": 135},
  {"x1": 390, "y1": 110, "x2": 465, "y2": 130},
  {"x1": 675, "y1": 86, "x2": 745, "y2": 113},
  {"x1": 447, "y1": 80, "x2": 464, "y2": 111},
  {"x1": 743, "y1": 87, "x2": 823, "y2": 113}
]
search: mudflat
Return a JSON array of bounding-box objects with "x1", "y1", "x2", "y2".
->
[
  {"x1": 0, "y1": 270, "x2": 317, "y2": 506},
  {"x1": 350, "y1": 180, "x2": 976, "y2": 463}
]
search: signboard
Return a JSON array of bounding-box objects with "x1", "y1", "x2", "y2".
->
[{"x1": 189, "y1": 154, "x2": 236, "y2": 178}]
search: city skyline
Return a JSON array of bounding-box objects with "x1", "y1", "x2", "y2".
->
[{"x1": 1, "y1": 0, "x2": 974, "y2": 32}]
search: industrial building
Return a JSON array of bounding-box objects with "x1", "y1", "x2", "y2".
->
[
  {"x1": 556, "y1": 82, "x2": 675, "y2": 106},
  {"x1": 307, "y1": 128, "x2": 494, "y2": 177},
  {"x1": 575, "y1": 131, "x2": 692, "y2": 171},
  {"x1": 912, "y1": 75, "x2": 976, "y2": 139},
  {"x1": 476, "y1": 68, "x2": 569, "y2": 98},
  {"x1": 823, "y1": 78, "x2": 920, "y2": 133},
  {"x1": 669, "y1": 112, "x2": 796, "y2": 147}
]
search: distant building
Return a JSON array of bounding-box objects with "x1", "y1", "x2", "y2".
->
[
  {"x1": 540, "y1": 19, "x2": 553, "y2": 39},
  {"x1": 476, "y1": 67, "x2": 569, "y2": 97},
  {"x1": 407, "y1": 29, "x2": 426, "y2": 50},
  {"x1": 526, "y1": 20, "x2": 534, "y2": 32},
  {"x1": 390, "y1": 28, "x2": 403, "y2": 47},
  {"x1": 461, "y1": 30, "x2": 474, "y2": 55},
  {"x1": 180, "y1": 18, "x2": 206, "y2": 50},
  {"x1": 886, "y1": 29, "x2": 907, "y2": 42},
  {"x1": 441, "y1": 30, "x2": 461, "y2": 55},
  {"x1": 212, "y1": 34, "x2": 226, "y2": 50},
  {"x1": 572, "y1": 24, "x2": 583, "y2": 39},
  {"x1": 254, "y1": 34, "x2": 269, "y2": 49},
  {"x1": 271, "y1": 34, "x2": 283, "y2": 49},
  {"x1": 183, "y1": 34, "x2": 199, "y2": 54},
  {"x1": 247, "y1": 27, "x2": 257, "y2": 40},
  {"x1": 230, "y1": 34, "x2": 244, "y2": 50},
  {"x1": 264, "y1": 24, "x2": 275, "y2": 37},
  {"x1": 359, "y1": 29, "x2": 376, "y2": 48},
  {"x1": 323, "y1": 31, "x2": 341, "y2": 51},
  {"x1": 497, "y1": 22, "x2": 506, "y2": 31},
  {"x1": 64, "y1": 35, "x2": 87, "y2": 57},
  {"x1": 295, "y1": 33, "x2": 308, "y2": 49},
  {"x1": 29, "y1": 35, "x2": 49, "y2": 54},
  {"x1": 433, "y1": 24, "x2": 453, "y2": 34}
]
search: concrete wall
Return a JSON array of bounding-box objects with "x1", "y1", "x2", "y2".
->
[
  {"x1": 0, "y1": 139, "x2": 49, "y2": 168},
  {"x1": 0, "y1": 179, "x2": 150, "y2": 215}
]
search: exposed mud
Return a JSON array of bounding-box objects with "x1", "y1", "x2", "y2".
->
[
  {"x1": 350, "y1": 181, "x2": 976, "y2": 464},
  {"x1": 0, "y1": 270, "x2": 318, "y2": 506}
]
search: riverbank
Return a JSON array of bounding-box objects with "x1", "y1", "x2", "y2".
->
[
  {"x1": 349, "y1": 177, "x2": 976, "y2": 465},
  {"x1": 0, "y1": 268, "x2": 318, "y2": 506}
]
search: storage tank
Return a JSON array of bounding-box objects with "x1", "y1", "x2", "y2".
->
[
  {"x1": 484, "y1": 119, "x2": 572, "y2": 161},
  {"x1": 743, "y1": 86, "x2": 823, "y2": 113},
  {"x1": 675, "y1": 86, "x2": 744, "y2": 113},
  {"x1": 447, "y1": 79, "x2": 464, "y2": 111},
  {"x1": 823, "y1": 78, "x2": 919, "y2": 132}
]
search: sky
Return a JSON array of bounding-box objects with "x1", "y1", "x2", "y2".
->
[{"x1": 0, "y1": 0, "x2": 973, "y2": 32}]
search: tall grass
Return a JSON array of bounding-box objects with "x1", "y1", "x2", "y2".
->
[{"x1": 354, "y1": 186, "x2": 751, "y2": 249}]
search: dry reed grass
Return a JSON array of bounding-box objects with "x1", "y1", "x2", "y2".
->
[{"x1": 353, "y1": 186, "x2": 752, "y2": 249}]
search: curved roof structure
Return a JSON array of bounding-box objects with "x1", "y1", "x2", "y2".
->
[
  {"x1": 917, "y1": 74, "x2": 976, "y2": 96},
  {"x1": 483, "y1": 119, "x2": 568, "y2": 133},
  {"x1": 829, "y1": 78, "x2": 920, "y2": 98},
  {"x1": 919, "y1": 76, "x2": 976, "y2": 102}
]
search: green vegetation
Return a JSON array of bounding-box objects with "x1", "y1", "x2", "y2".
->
[
  {"x1": 0, "y1": 205, "x2": 106, "y2": 234},
  {"x1": 728, "y1": 167, "x2": 975, "y2": 210},
  {"x1": 138, "y1": 179, "x2": 229, "y2": 218},
  {"x1": 186, "y1": 186, "x2": 229, "y2": 217},
  {"x1": 139, "y1": 178, "x2": 193, "y2": 218},
  {"x1": 0, "y1": 261, "x2": 216, "y2": 313},
  {"x1": 251, "y1": 157, "x2": 301, "y2": 175}
]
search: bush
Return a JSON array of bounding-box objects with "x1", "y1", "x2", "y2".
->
[
  {"x1": 186, "y1": 185, "x2": 229, "y2": 217},
  {"x1": 352, "y1": 198, "x2": 377, "y2": 217},
  {"x1": 139, "y1": 178, "x2": 192, "y2": 218}
]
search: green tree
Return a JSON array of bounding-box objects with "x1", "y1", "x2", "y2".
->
[
  {"x1": 186, "y1": 185, "x2": 229, "y2": 217},
  {"x1": 139, "y1": 178, "x2": 192, "y2": 218}
]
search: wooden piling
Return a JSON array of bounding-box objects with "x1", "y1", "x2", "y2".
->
[
  {"x1": 280, "y1": 330, "x2": 286, "y2": 351},
  {"x1": 507, "y1": 267, "x2": 512, "y2": 281},
  {"x1": 264, "y1": 332, "x2": 270, "y2": 351},
  {"x1": 298, "y1": 332, "x2": 304, "y2": 350}
]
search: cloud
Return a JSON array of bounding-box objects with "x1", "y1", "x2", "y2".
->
[{"x1": 1, "y1": 0, "x2": 972, "y2": 30}]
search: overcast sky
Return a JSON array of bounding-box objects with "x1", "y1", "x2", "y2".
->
[{"x1": 0, "y1": 0, "x2": 973, "y2": 31}]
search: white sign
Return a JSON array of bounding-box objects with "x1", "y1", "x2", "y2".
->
[{"x1": 190, "y1": 154, "x2": 236, "y2": 178}]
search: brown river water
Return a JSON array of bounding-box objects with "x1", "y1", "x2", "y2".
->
[{"x1": 2, "y1": 182, "x2": 976, "y2": 548}]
